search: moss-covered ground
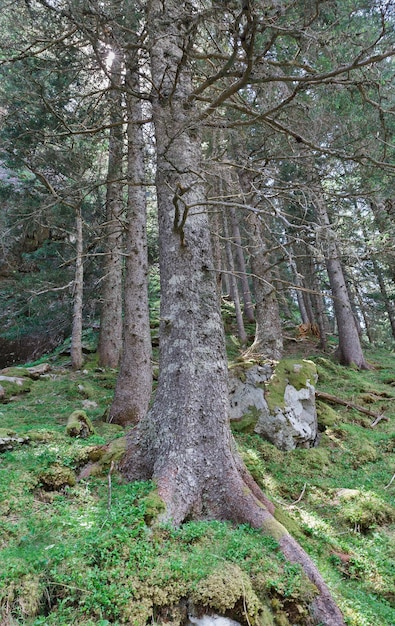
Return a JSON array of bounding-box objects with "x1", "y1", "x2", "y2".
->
[{"x1": 0, "y1": 339, "x2": 394, "y2": 625}]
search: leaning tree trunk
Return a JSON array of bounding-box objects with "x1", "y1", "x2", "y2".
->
[
  {"x1": 98, "y1": 48, "x2": 124, "y2": 368},
  {"x1": 120, "y1": 2, "x2": 345, "y2": 624},
  {"x1": 70, "y1": 206, "x2": 84, "y2": 370},
  {"x1": 109, "y1": 55, "x2": 152, "y2": 426}
]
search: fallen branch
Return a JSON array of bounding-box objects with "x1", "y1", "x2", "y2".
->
[
  {"x1": 316, "y1": 390, "x2": 390, "y2": 426},
  {"x1": 384, "y1": 472, "x2": 395, "y2": 490}
]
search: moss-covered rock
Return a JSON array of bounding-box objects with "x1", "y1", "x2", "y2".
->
[
  {"x1": 66, "y1": 409, "x2": 95, "y2": 438},
  {"x1": 0, "y1": 375, "x2": 32, "y2": 402},
  {"x1": 265, "y1": 360, "x2": 317, "y2": 413}
]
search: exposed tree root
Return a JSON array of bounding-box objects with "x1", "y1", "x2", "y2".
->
[{"x1": 120, "y1": 427, "x2": 346, "y2": 626}]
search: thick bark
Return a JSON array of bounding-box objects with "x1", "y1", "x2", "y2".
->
[
  {"x1": 120, "y1": 3, "x2": 345, "y2": 624},
  {"x1": 316, "y1": 199, "x2": 370, "y2": 369},
  {"x1": 98, "y1": 50, "x2": 124, "y2": 368},
  {"x1": 109, "y1": 57, "x2": 152, "y2": 426},
  {"x1": 70, "y1": 207, "x2": 84, "y2": 370}
]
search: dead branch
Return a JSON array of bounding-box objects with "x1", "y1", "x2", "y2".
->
[{"x1": 316, "y1": 390, "x2": 390, "y2": 426}]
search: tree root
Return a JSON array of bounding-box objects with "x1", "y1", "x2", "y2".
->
[{"x1": 120, "y1": 427, "x2": 345, "y2": 626}]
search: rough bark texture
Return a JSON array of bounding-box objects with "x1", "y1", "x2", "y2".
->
[
  {"x1": 316, "y1": 199, "x2": 369, "y2": 369},
  {"x1": 243, "y1": 207, "x2": 283, "y2": 360},
  {"x1": 98, "y1": 49, "x2": 124, "y2": 369},
  {"x1": 120, "y1": 3, "x2": 345, "y2": 624},
  {"x1": 109, "y1": 57, "x2": 152, "y2": 426},
  {"x1": 70, "y1": 208, "x2": 84, "y2": 370}
]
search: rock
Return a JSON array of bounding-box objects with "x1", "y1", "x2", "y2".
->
[
  {"x1": 229, "y1": 359, "x2": 318, "y2": 451},
  {"x1": 0, "y1": 375, "x2": 32, "y2": 402},
  {"x1": 0, "y1": 429, "x2": 30, "y2": 452},
  {"x1": 188, "y1": 615, "x2": 241, "y2": 626}
]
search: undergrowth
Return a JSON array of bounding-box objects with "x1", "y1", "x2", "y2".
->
[{"x1": 0, "y1": 343, "x2": 394, "y2": 625}]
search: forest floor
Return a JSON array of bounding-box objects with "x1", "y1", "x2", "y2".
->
[{"x1": 0, "y1": 332, "x2": 394, "y2": 626}]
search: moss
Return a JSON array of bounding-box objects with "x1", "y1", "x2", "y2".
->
[
  {"x1": 38, "y1": 464, "x2": 76, "y2": 490},
  {"x1": 87, "y1": 437, "x2": 127, "y2": 475},
  {"x1": 17, "y1": 575, "x2": 42, "y2": 617},
  {"x1": 349, "y1": 440, "x2": 378, "y2": 468},
  {"x1": 265, "y1": 359, "x2": 317, "y2": 413},
  {"x1": 0, "y1": 377, "x2": 32, "y2": 401},
  {"x1": 142, "y1": 489, "x2": 166, "y2": 525},
  {"x1": 191, "y1": 563, "x2": 264, "y2": 624},
  {"x1": 316, "y1": 401, "x2": 340, "y2": 431},
  {"x1": 0, "y1": 428, "x2": 16, "y2": 437},
  {"x1": 66, "y1": 410, "x2": 95, "y2": 438},
  {"x1": 26, "y1": 430, "x2": 56, "y2": 443},
  {"x1": 0, "y1": 367, "x2": 31, "y2": 378},
  {"x1": 274, "y1": 507, "x2": 305, "y2": 542},
  {"x1": 261, "y1": 517, "x2": 289, "y2": 541},
  {"x1": 337, "y1": 490, "x2": 395, "y2": 532},
  {"x1": 231, "y1": 407, "x2": 260, "y2": 433}
]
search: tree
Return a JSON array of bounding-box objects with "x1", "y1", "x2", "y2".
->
[
  {"x1": 119, "y1": 2, "x2": 345, "y2": 623},
  {"x1": 109, "y1": 47, "x2": 153, "y2": 426},
  {"x1": 98, "y1": 43, "x2": 125, "y2": 369}
]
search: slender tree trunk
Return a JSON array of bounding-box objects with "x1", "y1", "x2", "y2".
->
[
  {"x1": 120, "y1": 4, "x2": 346, "y2": 623},
  {"x1": 229, "y1": 206, "x2": 255, "y2": 323},
  {"x1": 240, "y1": 176, "x2": 283, "y2": 360},
  {"x1": 98, "y1": 49, "x2": 124, "y2": 368},
  {"x1": 71, "y1": 207, "x2": 84, "y2": 370},
  {"x1": 316, "y1": 198, "x2": 369, "y2": 369},
  {"x1": 373, "y1": 259, "x2": 395, "y2": 340},
  {"x1": 223, "y1": 206, "x2": 247, "y2": 345},
  {"x1": 109, "y1": 56, "x2": 152, "y2": 426}
]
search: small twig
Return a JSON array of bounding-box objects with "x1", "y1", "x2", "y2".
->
[
  {"x1": 107, "y1": 460, "x2": 115, "y2": 511},
  {"x1": 384, "y1": 472, "x2": 395, "y2": 490},
  {"x1": 289, "y1": 482, "x2": 307, "y2": 506}
]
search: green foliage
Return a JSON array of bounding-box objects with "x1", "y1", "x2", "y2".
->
[{"x1": 0, "y1": 344, "x2": 395, "y2": 625}]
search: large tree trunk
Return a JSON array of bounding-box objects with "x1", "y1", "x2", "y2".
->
[
  {"x1": 120, "y1": 3, "x2": 345, "y2": 624},
  {"x1": 109, "y1": 55, "x2": 152, "y2": 426},
  {"x1": 98, "y1": 48, "x2": 124, "y2": 368}
]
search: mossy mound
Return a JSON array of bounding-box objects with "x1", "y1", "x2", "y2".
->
[
  {"x1": 66, "y1": 409, "x2": 95, "y2": 438},
  {"x1": 316, "y1": 401, "x2": 340, "y2": 431},
  {"x1": 191, "y1": 563, "x2": 264, "y2": 624},
  {"x1": 38, "y1": 464, "x2": 76, "y2": 490},
  {"x1": 336, "y1": 489, "x2": 395, "y2": 532}
]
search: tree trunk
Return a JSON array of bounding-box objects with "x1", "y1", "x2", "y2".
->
[
  {"x1": 120, "y1": 3, "x2": 345, "y2": 624},
  {"x1": 229, "y1": 205, "x2": 255, "y2": 323},
  {"x1": 223, "y1": 207, "x2": 247, "y2": 345},
  {"x1": 240, "y1": 180, "x2": 283, "y2": 360},
  {"x1": 98, "y1": 49, "x2": 124, "y2": 368},
  {"x1": 71, "y1": 207, "x2": 84, "y2": 370},
  {"x1": 316, "y1": 198, "x2": 370, "y2": 369},
  {"x1": 109, "y1": 55, "x2": 152, "y2": 426}
]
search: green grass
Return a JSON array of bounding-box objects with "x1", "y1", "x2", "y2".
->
[{"x1": 0, "y1": 346, "x2": 394, "y2": 625}]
